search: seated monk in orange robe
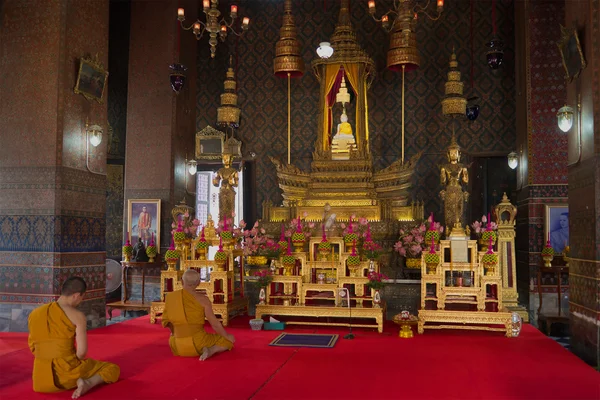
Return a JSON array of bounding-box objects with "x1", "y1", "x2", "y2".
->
[
  {"x1": 162, "y1": 269, "x2": 235, "y2": 360},
  {"x1": 28, "y1": 277, "x2": 120, "y2": 399}
]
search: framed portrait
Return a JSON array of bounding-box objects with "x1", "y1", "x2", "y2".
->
[
  {"x1": 557, "y1": 25, "x2": 586, "y2": 82},
  {"x1": 127, "y1": 199, "x2": 161, "y2": 252},
  {"x1": 74, "y1": 54, "x2": 109, "y2": 103},
  {"x1": 545, "y1": 204, "x2": 569, "y2": 255}
]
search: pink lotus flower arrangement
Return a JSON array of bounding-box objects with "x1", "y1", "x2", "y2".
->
[
  {"x1": 283, "y1": 213, "x2": 313, "y2": 239},
  {"x1": 366, "y1": 271, "x2": 388, "y2": 290},
  {"x1": 254, "y1": 269, "x2": 274, "y2": 287},
  {"x1": 424, "y1": 213, "x2": 444, "y2": 244},
  {"x1": 471, "y1": 214, "x2": 498, "y2": 237},
  {"x1": 363, "y1": 240, "x2": 382, "y2": 260},
  {"x1": 241, "y1": 220, "x2": 283, "y2": 258},
  {"x1": 215, "y1": 216, "x2": 244, "y2": 239},
  {"x1": 394, "y1": 223, "x2": 428, "y2": 258},
  {"x1": 170, "y1": 212, "x2": 201, "y2": 240},
  {"x1": 340, "y1": 215, "x2": 369, "y2": 237}
]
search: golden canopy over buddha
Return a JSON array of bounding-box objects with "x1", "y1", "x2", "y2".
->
[{"x1": 265, "y1": 0, "x2": 423, "y2": 223}]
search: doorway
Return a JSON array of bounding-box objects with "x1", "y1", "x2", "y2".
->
[{"x1": 470, "y1": 156, "x2": 517, "y2": 223}]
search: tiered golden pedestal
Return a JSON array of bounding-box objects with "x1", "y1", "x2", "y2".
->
[
  {"x1": 149, "y1": 236, "x2": 248, "y2": 326},
  {"x1": 254, "y1": 237, "x2": 384, "y2": 333},
  {"x1": 418, "y1": 238, "x2": 515, "y2": 337}
]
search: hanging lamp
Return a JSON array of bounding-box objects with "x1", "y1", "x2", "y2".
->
[{"x1": 486, "y1": 0, "x2": 504, "y2": 70}]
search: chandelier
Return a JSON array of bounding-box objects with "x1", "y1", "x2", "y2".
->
[
  {"x1": 368, "y1": 0, "x2": 444, "y2": 71},
  {"x1": 177, "y1": 0, "x2": 249, "y2": 58}
]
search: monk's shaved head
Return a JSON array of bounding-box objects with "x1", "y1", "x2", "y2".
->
[
  {"x1": 61, "y1": 276, "x2": 87, "y2": 296},
  {"x1": 182, "y1": 269, "x2": 200, "y2": 287}
]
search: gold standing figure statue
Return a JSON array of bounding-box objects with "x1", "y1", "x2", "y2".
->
[
  {"x1": 440, "y1": 136, "x2": 469, "y2": 233},
  {"x1": 212, "y1": 153, "x2": 238, "y2": 222}
]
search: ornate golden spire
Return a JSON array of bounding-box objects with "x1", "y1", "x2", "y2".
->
[
  {"x1": 312, "y1": 0, "x2": 374, "y2": 72},
  {"x1": 217, "y1": 56, "x2": 241, "y2": 128},
  {"x1": 273, "y1": 0, "x2": 304, "y2": 78},
  {"x1": 441, "y1": 50, "x2": 467, "y2": 117},
  {"x1": 448, "y1": 131, "x2": 460, "y2": 151}
]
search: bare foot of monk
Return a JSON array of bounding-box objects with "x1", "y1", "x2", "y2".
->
[
  {"x1": 199, "y1": 347, "x2": 212, "y2": 361},
  {"x1": 199, "y1": 345, "x2": 229, "y2": 361},
  {"x1": 72, "y1": 378, "x2": 92, "y2": 399},
  {"x1": 72, "y1": 375, "x2": 103, "y2": 399}
]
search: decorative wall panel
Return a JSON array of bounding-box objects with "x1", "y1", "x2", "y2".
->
[{"x1": 106, "y1": 165, "x2": 124, "y2": 257}]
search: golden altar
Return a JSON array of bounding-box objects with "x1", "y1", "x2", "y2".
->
[
  {"x1": 149, "y1": 224, "x2": 248, "y2": 326},
  {"x1": 254, "y1": 236, "x2": 385, "y2": 333},
  {"x1": 418, "y1": 232, "x2": 516, "y2": 337}
]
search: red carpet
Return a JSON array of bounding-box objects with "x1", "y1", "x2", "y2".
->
[{"x1": 0, "y1": 317, "x2": 598, "y2": 400}]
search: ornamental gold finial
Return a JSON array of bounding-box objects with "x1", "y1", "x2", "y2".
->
[
  {"x1": 449, "y1": 133, "x2": 460, "y2": 152},
  {"x1": 336, "y1": 76, "x2": 350, "y2": 106},
  {"x1": 273, "y1": 0, "x2": 305, "y2": 77},
  {"x1": 441, "y1": 49, "x2": 467, "y2": 117},
  {"x1": 312, "y1": 0, "x2": 374, "y2": 70},
  {"x1": 217, "y1": 56, "x2": 241, "y2": 129}
]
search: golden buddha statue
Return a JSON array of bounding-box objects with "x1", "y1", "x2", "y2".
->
[
  {"x1": 331, "y1": 110, "x2": 356, "y2": 159},
  {"x1": 212, "y1": 153, "x2": 238, "y2": 222},
  {"x1": 439, "y1": 137, "x2": 469, "y2": 233}
]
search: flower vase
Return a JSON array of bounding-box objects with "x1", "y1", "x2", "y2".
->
[
  {"x1": 478, "y1": 238, "x2": 488, "y2": 252},
  {"x1": 318, "y1": 248, "x2": 330, "y2": 261},
  {"x1": 483, "y1": 263, "x2": 496, "y2": 276},
  {"x1": 373, "y1": 289, "x2": 382, "y2": 308},
  {"x1": 405, "y1": 257, "x2": 421, "y2": 269},
  {"x1": 220, "y1": 231, "x2": 234, "y2": 251},
  {"x1": 215, "y1": 259, "x2": 227, "y2": 272},
  {"x1": 258, "y1": 287, "x2": 266, "y2": 305},
  {"x1": 196, "y1": 247, "x2": 207, "y2": 260},
  {"x1": 282, "y1": 262, "x2": 295, "y2": 276},
  {"x1": 166, "y1": 260, "x2": 177, "y2": 272},
  {"x1": 542, "y1": 254, "x2": 554, "y2": 268},
  {"x1": 480, "y1": 232, "x2": 496, "y2": 252},
  {"x1": 426, "y1": 263, "x2": 438, "y2": 275},
  {"x1": 247, "y1": 255, "x2": 268, "y2": 266},
  {"x1": 292, "y1": 240, "x2": 304, "y2": 253}
]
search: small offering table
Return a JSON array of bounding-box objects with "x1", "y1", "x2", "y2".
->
[
  {"x1": 418, "y1": 237, "x2": 515, "y2": 337},
  {"x1": 255, "y1": 304, "x2": 384, "y2": 333},
  {"x1": 253, "y1": 236, "x2": 385, "y2": 333},
  {"x1": 107, "y1": 261, "x2": 163, "y2": 319}
]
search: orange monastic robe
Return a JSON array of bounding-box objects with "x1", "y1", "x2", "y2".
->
[
  {"x1": 162, "y1": 289, "x2": 233, "y2": 357},
  {"x1": 28, "y1": 303, "x2": 120, "y2": 393}
]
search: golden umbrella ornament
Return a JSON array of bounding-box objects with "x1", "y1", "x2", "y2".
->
[{"x1": 273, "y1": 0, "x2": 305, "y2": 164}]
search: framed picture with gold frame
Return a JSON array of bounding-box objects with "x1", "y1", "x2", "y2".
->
[
  {"x1": 74, "y1": 54, "x2": 109, "y2": 103},
  {"x1": 195, "y1": 125, "x2": 225, "y2": 160},
  {"x1": 544, "y1": 204, "x2": 569, "y2": 255},
  {"x1": 557, "y1": 25, "x2": 586, "y2": 82},
  {"x1": 127, "y1": 199, "x2": 161, "y2": 252}
]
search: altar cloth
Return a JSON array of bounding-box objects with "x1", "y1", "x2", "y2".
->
[{"x1": 269, "y1": 333, "x2": 338, "y2": 348}]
